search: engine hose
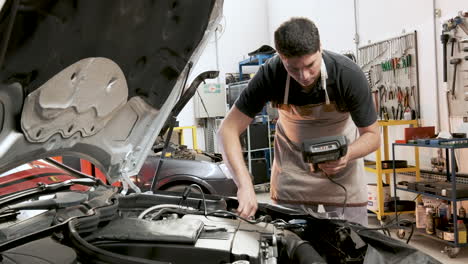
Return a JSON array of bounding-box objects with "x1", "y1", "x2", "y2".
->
[
  {"x1": 67, "y1": 219, "x2": 169, "y2": 264},
  {"x1": 281, "y1": 230, "x2": 326, "y2": 264}
]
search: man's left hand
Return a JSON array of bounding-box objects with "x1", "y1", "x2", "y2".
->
[{"x1": 316, "y1": 153, "x2": 349, "y2": 175}]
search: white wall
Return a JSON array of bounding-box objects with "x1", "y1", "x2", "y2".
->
[
  {"x1": 356, "y1": 0, "x2": 438, "y2": 169},
  {"x1": 178, "y1": 1, "x2": 468, "y2": 173},
  {"x1": 265, "y1": 0, "x2": 438, "y2": 168},
  {"x1": 357, "y1": 0, "x2": 438, "y2": 126},
  {"x1": 266, "y1": 0, "x2": 356, "y2": 54},
  {"x1": 177, "y1": 0, "x2": 270, "y2": 150},
  {"x1": 434, "y1": 0, "x2": 468, "y2": 173},
  {"x1": 435, "y1": 0, "x2": 467, "y2": 131}
]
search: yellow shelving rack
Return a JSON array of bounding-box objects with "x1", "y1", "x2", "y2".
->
[
  {"x1": 365, "y1": 120, "x2": 421, "y2": 220},
  {"x1": 174, "y1": 126, "x2": 199, "y2": 150}
]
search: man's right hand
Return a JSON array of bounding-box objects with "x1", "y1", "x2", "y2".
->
[{"x1": 236, "y1": 185, "x2": 258, "y2": 219}]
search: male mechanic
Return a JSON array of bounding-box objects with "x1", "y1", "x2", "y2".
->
[{"x1": 218, "y1": 17, "x2": 379, "y2": 226}]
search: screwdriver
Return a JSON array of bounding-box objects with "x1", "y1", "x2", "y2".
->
[{"x1": 441, "y1": 34, "x2": 450, "y2": 82}]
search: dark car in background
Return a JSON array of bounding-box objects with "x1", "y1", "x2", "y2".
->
[
  {"x1": 56, "y1": 152, "x2": 238, "y2": 196},
  {"x1": 137, "y1": 154, "x2": 237, "y2": 196}
]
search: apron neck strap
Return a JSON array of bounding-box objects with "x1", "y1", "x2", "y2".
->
[
  {"x1": 321, "y1": 57, "x2": 330, "y2": 105},
  {"x1": 283, "y1": 75, "x2": 291, "y2": 104}
]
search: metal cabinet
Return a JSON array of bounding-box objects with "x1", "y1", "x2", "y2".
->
[{"x1": 242, "y1": 115, "x2": 273, "y2": 185}]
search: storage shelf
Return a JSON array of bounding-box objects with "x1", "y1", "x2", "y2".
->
[
  {"x1": 250, "y1": 158, "x2": 267, "y2": 161},
  {"x1": 412, "y1": 229, "x2": 468, "y2": 247},
  {"x1": 239, "y1": 54, "x2": 274, "y2": 81},
  {"x1": 377, "y1": 120, "x2": 419, "y2": 126},
  {"x1": 368, "y1": 209, "x2": 414, "y2": 216},
  {"x1": 395, "y1": 187, "x2": 468, "y2": 202},
  {"x1": 365, "y1": 165, "x2": 418, "y2": 174},
  {"x1": 393, "y1": 141, "x2": 468, "y2": 250},
  {"x1": 243, "y1": 147, "x2": 271, "y2": 152},
  {"x1": 367, "y1": 120, "x2": 420, "y2": 221},
  {"x1": 238, "y1": 54, "x2": 274, "y2": 66},
  {"x1": 394, "y1": 140, "x2": 468, "y2": 149}
]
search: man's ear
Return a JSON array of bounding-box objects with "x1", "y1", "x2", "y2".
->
[{"x1": 278, "y1": 52, "x2": 286, "y2": 61}]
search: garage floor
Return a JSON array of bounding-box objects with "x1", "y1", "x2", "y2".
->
[{"x1": 256, "y1": 192, "x2": 468, "y2": 263}]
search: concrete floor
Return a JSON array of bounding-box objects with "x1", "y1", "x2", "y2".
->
[{"x1": 256, "y1": 191, "x2": 468, "y2": 263}]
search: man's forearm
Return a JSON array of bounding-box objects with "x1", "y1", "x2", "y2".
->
[
  {"x1": 218, "y1": 129, "x2": 253, "y2": 188},
  {"x1": 218, "y1": 106, "x2": 256, "y2": 189},
  {"x1": 348, "y1": 130, "x2": 380, "y2": 161}
]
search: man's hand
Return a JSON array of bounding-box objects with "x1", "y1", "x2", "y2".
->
[
  {"x1": 236, "y1": 185, "x2": 258, "y2": 219},
  {"x1": 315, "y1": 152, "x2": 350, "y2": 175}
]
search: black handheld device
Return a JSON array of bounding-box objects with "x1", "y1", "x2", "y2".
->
[{"x1": 302, "y1": 135, "x2": 348, "y2": 170}]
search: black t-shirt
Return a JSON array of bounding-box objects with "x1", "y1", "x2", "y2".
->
[{"x1": 235, "y1": 50, "x2": 377, "y2": 128}]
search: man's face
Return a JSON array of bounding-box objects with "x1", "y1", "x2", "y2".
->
[{"x1": 279, "y1": 50, "x2": 322, "y2": 89}]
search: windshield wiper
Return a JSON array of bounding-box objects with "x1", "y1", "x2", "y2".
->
[
  {"x1": 0, "y1": 178, "x2": 97, "y2": 207},
  {"x1": 0, "y1": 192, "x2": 88, "y2": 215}
]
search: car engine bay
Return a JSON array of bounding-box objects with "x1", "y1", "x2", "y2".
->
[{"x1": 0, "y1": 183, "x2": 438, "y2": 264}]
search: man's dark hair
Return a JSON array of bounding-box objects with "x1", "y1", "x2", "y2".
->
[{"x1": 274, "y1": 17, "x2": 320, "y2": 58}]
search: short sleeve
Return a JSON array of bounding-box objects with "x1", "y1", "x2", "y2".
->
[{"x1": 342, "y1": 66, "x2": 377, "y2": 127}]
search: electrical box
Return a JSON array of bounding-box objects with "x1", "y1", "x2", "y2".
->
[{"x1": 194, "y1": 83, "x2": 226, "y2": 118}]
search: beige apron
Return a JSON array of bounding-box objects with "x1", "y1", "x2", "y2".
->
[{"x1": 271, "y1": 59, "x2": 367, "y2": 207}]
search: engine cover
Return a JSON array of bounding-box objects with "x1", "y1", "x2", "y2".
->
[{"x1": 90, "y1": 214, "x2": 279, "y2": 264}]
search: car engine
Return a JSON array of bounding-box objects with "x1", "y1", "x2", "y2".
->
[{"x1": 0, "y1": 185, "x2": 438, "y2": 264}]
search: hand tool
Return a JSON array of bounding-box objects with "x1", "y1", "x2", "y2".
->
[
  {"x1": 441, "y1": 34, "x2": 450, "y2": 82},
  {"x1": 410, "y1": 86, "x2": 417, "y2": 118},
  {"x1": 302, "y1": 136, "x2": 348, "y2": 171},
  {"x1": 449, "y1": 38, "x2": 457, "y2": 56},
  {"x1": 396, "y1": 87, "x2": 403, "y2": 103},
  {"x1": 450, "y1": 58, "x2": 462, "y2": 99},
  {"x1": 382, "y1": 106, "x2": 389, "y2": 120},
  {"x1": 388, "y1": 88, "x2": 394, "y2": 100},
  {"x1": 404, "y1": 87, "x2": 410, "y2": 107},
  {"x1": 372, "y1": 90, "x2": 379, "y2": 113},
  {"x1": 396, "y1": 103, "x2": 404, "y2": 120},
  {"x1": 378, "y1": 85, "x2": 385, "y2": 119}
]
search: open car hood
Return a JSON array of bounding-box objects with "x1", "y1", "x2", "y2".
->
[{"x1": 0, "y1": 0, "x2": 223, "y2": 190}]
